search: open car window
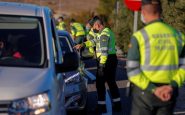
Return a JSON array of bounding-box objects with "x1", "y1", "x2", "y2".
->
[
  {"x1": 0, "y1": 15, "x2": 45, "y2": 67},
  {"x1": 59, "y1": 36, "x2": 73, "y2": 54}
]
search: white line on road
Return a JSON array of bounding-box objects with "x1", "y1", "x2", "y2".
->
[{"x1": 174, "y1": 111, "x2": 185, "y2": 114}]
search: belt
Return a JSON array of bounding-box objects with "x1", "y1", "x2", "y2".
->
[{"x1": 152, "y1": 83, "x2": 169, "y2": 87}]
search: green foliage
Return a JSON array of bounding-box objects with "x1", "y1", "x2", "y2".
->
[
  {"x1": 96, "y1": 0, "x2": 115, "y2": 16},
  {"x1": 161, "y1": 0, "x2": 185, "y2": 33}
]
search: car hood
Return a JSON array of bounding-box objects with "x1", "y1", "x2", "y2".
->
[{"x1": 0, "y1": 67, "x2": 52, "y2": 100}]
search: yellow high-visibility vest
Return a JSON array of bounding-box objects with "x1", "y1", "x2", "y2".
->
[
  {"x1": 71, "y1": 23, "x2": 85, "y2": 37},
  {"x1": 127, "y1": 21, "x2": 185, "y2": 90},
  {"x1": 56, "y1": 21, "x2": 66, "y2": 30}
]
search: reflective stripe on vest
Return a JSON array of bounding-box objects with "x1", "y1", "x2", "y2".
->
[
  {"x1": 127, "y1": 60, "x2": 140, "y2": 68},
  {"x1": 127, "y1": 65, "x2": 178, "y2": 77},
  {"x1": 141, "y1": 65, "x2": 178, "y2": 71},
  {"x1": 180, "y1": 65, "x2": 185, "y2": 69},
  {"x1": 180, "y1": 58, "x2": 185, "y2": 64},
  {"x1": 141, "y1": 29, "x2": 150, "y2": 65},
  {"x1": 96, "y1": 48, "x2": 115, "y2": 53},
  {"x1": 127, "y1": 68, "x2": 141, "y2": 76}
]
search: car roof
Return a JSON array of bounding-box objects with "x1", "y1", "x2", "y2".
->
[
  {"x1": 57, "y1": 30, "x2": 75, "y2": 46},
  {"x1": 58, "y1": 30, "x2": 71, "y2": 37},
  {"x1": 0, "y1": 2, "x2": 48, "y2": 16}
]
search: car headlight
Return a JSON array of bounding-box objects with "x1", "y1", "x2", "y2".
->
[
  {"x1": 9, "y1": 93, "x2": 50, "y2": 115},
  {"x1": 65, "y1": 72, "x2": 81, "y2": 84},
  {"x1": 28, "y1": 93, "x2": 49, "y2": 109}
]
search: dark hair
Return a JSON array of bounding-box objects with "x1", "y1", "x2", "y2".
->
[
  {"x1": 142, "y1": 0, "x2": 161, "y2": 6},
  {"x1": 92, "y1": 16, "x2": 104, "y2": 25},
  {"x1": 58, "y1": 16, "x2": 64, "y2": 20},
  {"x1": 142, "y1": 4, "x2": 162, "y2": 15},
  {"x1": 87, "y1": 19, "x2": 93, "y2": 26},
  {"x1": 70, "y1": 18, "x2": 76, "y2": 23},
  {"x1": 142, "y1": 0, "x2": 162, "y2": 14}
]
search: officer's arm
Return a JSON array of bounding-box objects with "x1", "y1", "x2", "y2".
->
[
  {"x1": 99, "y1": 35, "x2": 109, "y2": 65},
  {"x1": 71, "y1": 26, "x2": 76, "y2": 37},
  {"x1": 62, "y1": 23, "x2": 66, "y2": 30},
  {"x1": 87, "y1": 34, "x2": 94, "y2": 40},
  {"x1": 83, "y1": 37, "x2": 96, "y2": 48},
  {"x1": 171, "y1": 33, "x2": 185, "y2": 87},
  {"x1": 127, "y1": 36, "x2": 156, "y2": 92}
]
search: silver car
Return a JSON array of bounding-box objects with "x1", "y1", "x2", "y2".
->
[
  {"x1": 0, "y1": 2, "x2": 78, "y2": 115},
  {"x1": 58, "y1": 30, "x2": 88, "y2": 111}
]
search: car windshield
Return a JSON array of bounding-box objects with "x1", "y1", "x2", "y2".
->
[
  {"x1": 0, "y1": 15, "x2": 45, "y2": 67},
  {"x1": 59, "y1": 36, "x2": 73, "y2": 54}
]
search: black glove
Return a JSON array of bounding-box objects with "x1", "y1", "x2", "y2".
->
[{"x1": 98, "y1": 64, "x2": 105, "y2": 77}]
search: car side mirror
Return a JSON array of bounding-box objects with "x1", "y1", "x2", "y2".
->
[{"x1": 56, "y1": 52, "x2": 79, "y2": 72}]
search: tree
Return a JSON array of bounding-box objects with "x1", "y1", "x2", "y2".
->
[
  {"x1": 162, "y1": 0, "x2": 185, "y2": 32},
  {"x1": 96, "y1": 0, "x2": 115, "y2": 16}
]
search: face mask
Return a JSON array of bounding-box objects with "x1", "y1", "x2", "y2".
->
[
  {"x1": 141, "y1": 14, "x2": 146, "y2": 24},
  {"x1": 86, "y1": 27, "x2": 90, "y2": 33},
  {"x1": 93, "y1": 29, "x2": 99, "y2": 33}
]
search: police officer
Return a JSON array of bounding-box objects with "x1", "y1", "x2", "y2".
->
[
  {"x1": 70, "y1": 18, "x2": 86, "y2": 44},
  {"x1": 74, "y1": 16, "x2": 121, "y2": 113},
  {"x1": 126, "y1": 0, "x2": 185, "y2": 115},
  {"x1": 56, "y1": 16, "x2": 66, "y2": 31},
  {"x1": 83, "y1": 19, "x2": 96, "y2": 58}
]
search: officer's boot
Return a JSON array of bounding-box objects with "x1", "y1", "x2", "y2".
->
[
  {"x1": 98, "y1": 104, "x2": 107, "y2": 113},
  {"x1": 90, "y1": 104, "x2": 107, "y2": 114},
  {"x1": 112, "y1": 101, "x2": 122, "y2": 112}
]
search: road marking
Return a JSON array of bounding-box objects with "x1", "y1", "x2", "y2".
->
[
  {"x1": 102, "y1": 90, "x2": 112, "y2": 115},
  {"x1": 174, "y1": 111, "x2": 185, "y2": 114},
  {"x1": 87, "y1": 80, "x2": 129, "y2": 92}
]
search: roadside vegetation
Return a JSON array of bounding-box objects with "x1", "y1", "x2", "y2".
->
[{"x1": 96, "y1": 0, "x2": 185, "y2": 53}]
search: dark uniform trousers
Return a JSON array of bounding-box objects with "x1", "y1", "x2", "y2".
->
[
  {"x1": 131, "y1": 84, "x2": 178, "y2": 115},
  {"x1": 96, "y1": 54, "x2": 121, "y2": 112}
]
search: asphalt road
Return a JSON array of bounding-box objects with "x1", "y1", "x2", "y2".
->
[{"x1": 68, "y1": 58, "x2": 185, "y2": 115}]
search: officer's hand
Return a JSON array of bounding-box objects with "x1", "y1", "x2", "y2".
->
[
  {"x1": 161, "y1": 85, "x2": 173, "y2": 101},
  {"x1": 98, "y1": 64, "x2": 105, "y2": 77},
  {"x1": 154, "y1": 85, "x2": 173, "y2": 102},
  {"x1": 73, "y1": 44, "x2": 83, "y2": 50},
  {"x1": 154, "y1": 87, "x2": 162, "y2": 100}
]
